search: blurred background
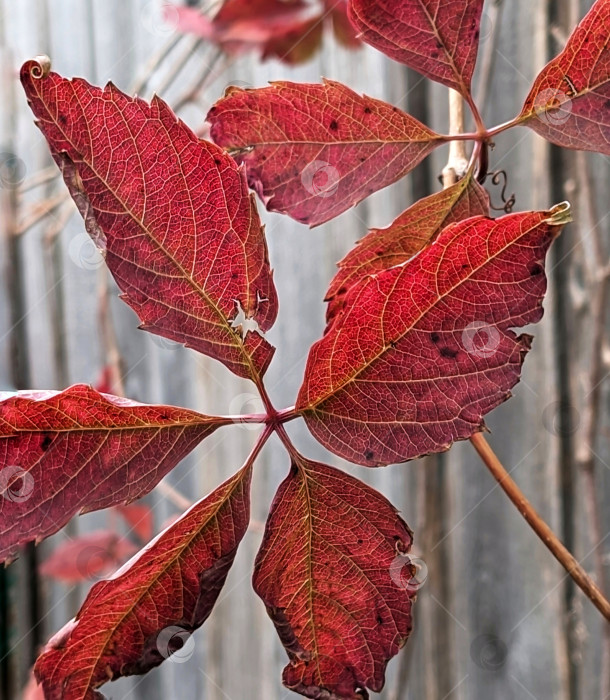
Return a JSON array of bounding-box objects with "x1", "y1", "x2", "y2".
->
[{"x1": 0, "y1": 1, "x2": 609, "y2": 698}]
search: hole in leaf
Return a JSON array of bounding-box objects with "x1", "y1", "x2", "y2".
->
[{"x1": 230, "y1": 300, "x2": 262, "y2": 339}]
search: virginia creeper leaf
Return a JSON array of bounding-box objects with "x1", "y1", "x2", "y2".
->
[
  {"x1": 325, "y1": 174, "x2": 489, "y2": 324},
  {"x1": 254, "y1": 454, "x2": 415, "y2": 699},
  {"x1": 35, "y1": 463, "x2": 252, "y2": 699},
  {"x1": 207, "y1": 80, "x2": 444, "y2": 226},
  {"x1": 20, "y1": 58, "x2": 278, "y2": 381},
  {"x1": 172, "y1": 0, "x2": 323, "y2": 65},
  {"x1": 517, "y1": 0, "x2": 610, "y2": 154},
  {"x1": 0, "y1": 384, "x2": 226, "y2": 562},
  {"x1": 39, "y1": 531, "x2": 137, "y2": 584},
  {"x1": 297, "y1": 203, "x2": 571, "y2": 466},
  {"x1": 348, "y1": 0, "x2": 484, "y2": 97}
]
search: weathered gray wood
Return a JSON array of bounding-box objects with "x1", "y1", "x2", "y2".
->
[{"x1": 1, "y1": 1, "x2": 608, "y2": 699}]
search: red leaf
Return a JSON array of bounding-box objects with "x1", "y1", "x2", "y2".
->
[
  {"x1": 0, "y1": 384, "x2": 225, "y2": 562},
  {"x1": 39, "y1": 531, "x2": 137, "y2": 584},
  {"x1": 517, "y1": 0, "x2": 610, "y2": 154},
  {"x1": 35, "y1": 464, "x2": 252, "y2": 700},
  {"x1": 296, "y1": 204, "x2": 571, "y2": 466},
  {"x1": 348, "y1": 0, "x2": 484, "y2": 96},
  {"x1": 172, "y1": 1, "x2": 321, "y2": 64},
  {"x1": 254, "y1": 455, "x2": 415, "y2": 699},
  {"x1": 261, "y1": 16, "x2": 324, "y2": 65},
  {"x1": 208, "y1": 80, "x2": 443, "y2": 226},
  {"x1": 93, "y1": 365, "x2": 114, "y2": 395},
  {"x1": 116, "y1": 503, "x2": 154, "y2": 542},
  {"x1": 212, "y1": 0, "x2": 307, "y2": 26},
  {"x1": 325, "y1": 174, "x2": 489, "y2": 325},
  {"x1": 327, "y1": 0, "x2": 361, "y2": 49},
  {"x1": 20, "y1": 59, "x2": 278, "y2": 381}
]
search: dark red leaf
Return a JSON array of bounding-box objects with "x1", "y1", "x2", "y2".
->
[
  {"x1": 116, "y1": 503, "x2": 154, "y2": 542},
  {"x1": 261, "y1": 16, "x2": 324, "y2": 65},
  {"x1": 208, "y1": 80, "x2": 443, "y2": 226},
  {"x1": 39, "y1": 531, "x2": 137, "y2": 584},
  {"x1": 327, "y1": 0, "x2": 361, "y2": 48},
  {"x1": 0, "y1": 384, "x2": 226, "y2": 562},
  {"x1": 254, "y1": 454, "x2": 415, "y2": 699},
  {"x1": 20, "y1": 58, "x2": 278, "y2": 381},
  {"x1": 172, "y1": 1, "x2": 321, "y2": 64},
  {"x1": 348, "y1": 0, "x2": 484, "y2": 96},
  {"x1": 296, "y1": 204, "x2": 571, "y2": 466},
  {"x1": 35, "y1": 463, "x2": 252, "y2": 700},
  {"x1": 517, "y1": 0, "x2": 610, "y2": 154},
  {"x1": 325, "y1": 174, "x2": 489, "y2": 325},
  {"x1": 211, "y1": 0, "x2": 306, "y2": 26}
]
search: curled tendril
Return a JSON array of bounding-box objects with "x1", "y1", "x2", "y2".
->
[
  {"x1": 484, "y1": 169, "x2": 516, "y2": 213},
  {"x1": 30, "y1": 55, "x2": 52, "y2": 80}
]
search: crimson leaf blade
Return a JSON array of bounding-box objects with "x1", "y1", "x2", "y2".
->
[
  {"x1": 325, "y1": 174, "x2": 489, "y2": 324},
  {"x1": 297, "y1": 204, "x2": 571, "y2": 467},
  {"x1": 20, "y1": 58, "x2": 278, "y2": 381},
  {"x1": 172, "y1": 0, "x2": 324, "y2": 65},
  {"x1": 208, "y1": 80, "x2": 443, "y2": 226},
  {"x1": 0, "y1": 384, "x2": 226, "y2": 562},
  {"x1": 517, "y1": 0, "x2": 610, "y2": 154},
  {"x1": 34, "y1": 463, "x2": 252, "y2": 700},
  {"x1": 348, "y1": 0, "x2": 484, "y2": 97},
  {"x1": 253, "y1": 455, "x2": 415, "y2": 699}
]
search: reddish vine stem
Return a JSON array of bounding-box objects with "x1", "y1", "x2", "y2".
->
[
  {"x1": 471, "y1": 432, "x2": 610, "y2": 622},
  {"x1": 441, "y1": 116, "x2": 521, "y2": 142},
  {"x1": 273, "y1": 421, "x2": 301, "y2": 461},
  {"x1": 442, "y1": 86, "x2": 610, "y2": 624}
]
